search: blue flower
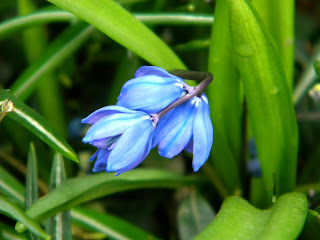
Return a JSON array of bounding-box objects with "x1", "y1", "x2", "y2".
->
[
  {"x1": 152, "y1": 94, "x2": 213, "y2": 172},
  {"x1": 116, "y1": 66, "x2": 185, "y2": 114},
  {"x1": 82, "y1": 106, "x2": 153, "y2": 175}
]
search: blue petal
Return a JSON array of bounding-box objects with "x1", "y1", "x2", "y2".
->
[
  {"x1": 152, "y1": 99, "x2": 191, "y2": 148},
  {"x1": 88, "y1": 136, "x2": 120, "y2": 148},
  {"x1": 117, "y1": 75, "x2": 184, "y2": 114},
  {"x1": 107, "y1": 119, "x2": 153, "y2": 174},
  {"x1": 134, "y1": 66, "x2": 184, "y2": 83},
  {"x1": 192, "y1": 94, "x2": 213, "y2": 172},
  {"x1": 92, "y1": 149, "x2": 110, "y2": 173},
  {"x1": 157, "y1": 98, "x2": 197, "y2": 158},
  {"x1": 83, "y1": 112, "x2": 148, "y2": 142},
  {"x1": 81, "y1": 105, "x2": 140, "y2": 124}
]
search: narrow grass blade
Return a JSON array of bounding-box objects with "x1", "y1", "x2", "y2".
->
[
  {"x1": 25, "y1": 143, "x2": 38, "y2": 209},
  {"x1": 16, "y1": 169, "x2": 198, "y2": 232},
  {"x1": 0, "y1": 195, "x2": 50, "y2": 240},
  {"x1": 71, "y1": 206, "x2": 159, "y2": 240},
  {"x1": 0, "y1": 9, "x2": 213, "y2": 39},
  {"x1": 193, "y1": 192, "x2": 308, "y2": 240},
  {"x1": 0, "y1": 90, "x2": 78, "y2": 163},
  {"x1": 207, "y1": 0, "x2": 242, "y2": 195},
  {"x1": 47, "y1": 0, "x2": 186, "y2": 69},
  {"x1": 46, "y1": 154, "x2": 71, "y2": 240},
  {"x1": 226, "y1": 0, "x2": 298, "y2": 200},
  {"x1": 10, "y1": 21, "x2": 93, "y2": 101},
  {"x1": 0, "y1": 166, "x2": 25, "y2": 207}
]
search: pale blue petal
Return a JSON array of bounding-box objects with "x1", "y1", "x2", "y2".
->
[
  {"x1": 81, "y1": 105, "x2": 139, "y2": 124},
  {"x1": 192, "y1": 94, "x2": 213, "y2": 172},
  {"x1": 83, "y1": 112, "x2": 148, "y2": 142},
  {"x1": 134, "y1": 66, "x2": 184, "y2": 82},
  {"x1": 118, "y1": 75, "x2": 183, "y2": 99},
  {"x1": 117, "y1": 75, "x2": 184, "y2": 113},
  {"x1": 157, "y1": 98, "x2": 197, "y2": 158},
  {"x1": 152, "y1": 100, "x2": 192, "y2": 148},
  {"x1": 107, "y1": 119, "x2": 153, "y2": 174},
  {"x1": 92, "y1": 149, "x2": 110, "y2": 173}
]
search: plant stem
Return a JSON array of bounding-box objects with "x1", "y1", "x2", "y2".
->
[{"x1": 153, "y1": 70, "x2": 213, "y2": 125}]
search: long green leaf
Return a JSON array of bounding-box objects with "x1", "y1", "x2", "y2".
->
[
  {"x1": 0, "y1": 166, "x2": 25, "y2": 207},
  {"x1": 0, "y1": 195, "x2": 50, "y2": 240},
  {"x1": 46, "y1": 154, "x2": 71, "y2": 240},
  {"x1": 71, "y1": 206, "x2": 159, "y2": 240},
  {"x1": 16, "y1": 169, "x2": 198, "y2": 232},
  {"x1": 178, "y1": 190, "x2": 215, "y2": 240},
  {"x1": 10, "y1": 21, "x2": 93, "y2": 101},
  {"x1": 252, "y1": 0, "x2": 295, "y2": 89},
  {"x1": 46, "y1": 0, "x2": 186, "y2": 70},
  {"x1": 193, "y1": 192, "x2": 308, "y2": 240},
  {"x1": 25, "y1": 143, "x2": 38, "y2": 209},
  {"x1": 207, "y1": 0, "x2": 242, "y2": 195},
  {"x1": 0, "y1": 9, "x2": 214, "y2": 39},
  {"x1": 0, "y1": 90, "x2": 78, "y2": 163},
  {"x1": 226, "y1": 0, "x2": 298, "y2": 199}
]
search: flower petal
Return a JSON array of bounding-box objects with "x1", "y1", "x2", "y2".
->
[
  {"x1": 152, "y1": 99, "x2": 191, "y2": 148},
  {"x1": 81, "y1": 105, "x2": 140, "y2": 124},
  {"x1": 192, "y1": 94, "x2": 213, "y2": 172},
  {"x1": 157, "y1": 98, "x2": 197, "y2": 158},
  {"x1": 88, "y1": 136, "x2": 120, "y2": 148},
  {"x1": 92, "y1": 149, "x2": 111, "y2": 172},
  {"x1": 117, "y1": 75, "x2": 184, "y2": 114},
  {"x1": 134, "y1": 66, "x2": 184, "y2": 82},
  {"x1": 107, "y1": 119, "x2": 153, "y2": 174},
  {"x1": 83, "y1": 112, "x2": 148, "y2": 142}
]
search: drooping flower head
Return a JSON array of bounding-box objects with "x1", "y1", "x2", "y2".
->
[
  {"x1": 82, "y1": 106, "x2": 153, "y2": 175},
  {"x1": 82, "y1": 66, "x2": 214, "y2": 175}
]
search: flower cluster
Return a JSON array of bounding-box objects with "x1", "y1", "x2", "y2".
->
[{"x1": 82, "y1": 66, "x2": 213, "y2": 175}]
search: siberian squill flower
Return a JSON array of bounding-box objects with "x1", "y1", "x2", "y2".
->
[
  {"x1": 82, "y1": 66, "x2": 213, "y2": 175},
  {"x1": 152, "y1": 94, "x2": 213, "y2": 172},
  {"x1": 81, "y1": 106, "x2": 153, "y2": 175},
  {"x1": 116, "y1": 66, "x2": 185, "y2": 113}
]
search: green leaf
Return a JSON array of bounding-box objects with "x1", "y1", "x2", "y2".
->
[
  {"x1": 226, "y1": 0, "x2": 298, "y2": 199},
  {"x1": 0, "y1": 195, "x2": 51, "y2": 240},
  {"x1": 0, "y1": 223, "x2": 27, "y2": 240},
  {"x1": 178, "y1": 190, "x2": 215, "y2": 240},
  {"x1": 0, "y1": 9, "x2": 213, "y2": 39},
  {"x1": 25, "y1": 143, "x2": 38, "y2": 209},
  {"x1": 0, "y1": 166, "x2": 25, "y2": 207},
  {"x1": 314, "y1": 58, "x2": 320, "y2": 78},
  {"x1": 16, "y1": 169, "x2": 198, "y2": 232},
  {"x1": 71, "y1": 206, "x2": 159, "y2": 240},
  {"x1": 252, "y1": 0, "x2": 295, "y2": 89},
  {"x1": 300, "y1": 209, "x2": 320, "y2": 240},
  {"x1": 193, "y1": 192, "x2": 308, "y2": 240},
  {"x1": 0, "y1": 90, "x2": 78, "y2": 163},
  {"x1": 46, "y1": 0, "x2": 186, "y2": 70},
  {"x1": 46, "y1": 154, "x2": 72, "y2": 240},
  {"x1": 10, "y1": 21, "x2": 93, "y2": 101},
  {"x1": 207, "y1": 0, "x2": 242, "y2": 196}
]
